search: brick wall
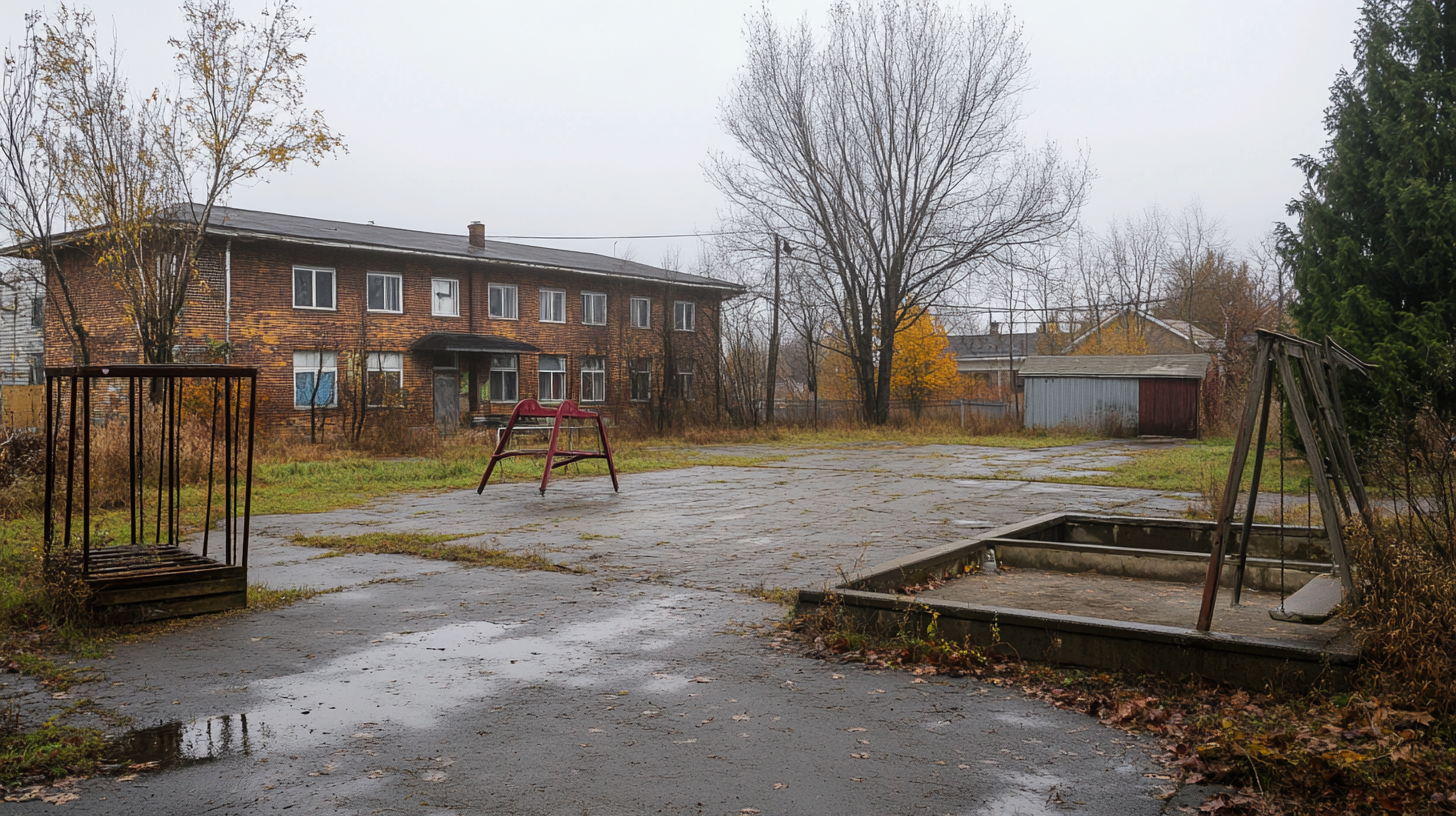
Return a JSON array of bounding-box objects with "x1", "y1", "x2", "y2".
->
[{"x1": 48, "y1": 238, "x2": 729, "y2": 436}]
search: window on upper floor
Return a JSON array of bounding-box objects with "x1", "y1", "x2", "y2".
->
[
  {"x1": 293, "y1": 266, "x2": 336, "y2": 310},
  {"x1": 539, "y1": 288, "x2": 566, "y2": 323},
  {"x1": 488, "y1": 284, "x2": 518, "y2": 320},
  {"x1": 367, "y1": 273, "x2": 402, "y2": 313},
  {"x1": 674, "y1": 301, "x2": 695, "y2": 332},
  {"x1": 366, "y1": 351, "x2": 404, "y2": 407},
  {"x1": 582, "y1": 292, "x2": 607, "y2": 326},
  {"x1": 630, "y1": 297, "x2": 651, "y2": 329},
  {"x1": 580, "y1": 356, "x2": 606, "y2": 402},
  {"x1": 432, "y1": 278, "x2": 460, "y2": 317},
  {"x1": 293, "y1": 350, "x2": 338, "y2": 408},
  {"x1": 30, "y1": 296, "x2": 43, "y2": 329}
]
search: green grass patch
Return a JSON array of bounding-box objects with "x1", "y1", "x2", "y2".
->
[
  {"x1": 250, "y1": 444, "x2": 783, "y2": 516},
  {"x1": 1069, "y1": 436, "x2": 1312, "y2": 493},
  {"x1": 288, "y1": 532, "x2": 584, "y2": 572},
  {"x1": 645, "y1": 424, "x2": 1096, "y2": 451},
  {"x1": 0, "y1": 719, "x2": 105, "y2": 787},
  {"x1": 246, "y1": 584, "x2": 341, "y2": 611}
]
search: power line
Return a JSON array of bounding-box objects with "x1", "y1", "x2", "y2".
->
[{"x1": 491, "y1": 230, "x2": 749, "y2": 241}]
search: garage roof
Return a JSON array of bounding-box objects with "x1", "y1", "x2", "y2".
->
[{"x1": 1018, "y1": 354, "x2": 1211, "y2": 379}]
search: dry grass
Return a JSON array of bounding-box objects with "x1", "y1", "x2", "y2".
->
[
  {"x1": 288, "y1": 532, "x2": 586, "y2": 573},
  {"x1": 1351, "y1": 409, "x2": 1456, "y2": 717}
]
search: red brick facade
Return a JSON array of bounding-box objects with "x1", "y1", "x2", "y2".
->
[{"x1": 46, "y1": 232, "x2": 734, "y2": 436}]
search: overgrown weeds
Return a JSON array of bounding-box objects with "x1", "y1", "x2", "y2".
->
[
  {"x1": 0, "y1": 429, "x2": 43, "y2": 520},
  {"x1": 1351, "y1": 408, "x2": 1456, "y2": 719}
]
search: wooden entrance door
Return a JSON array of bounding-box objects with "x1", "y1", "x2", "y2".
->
[
  {"x1": 1137, "y1": 378, "x2": 1199, "y2": 438},
  {"x1": 434, "y1": 372, "x2": 459, "y2": 431}
]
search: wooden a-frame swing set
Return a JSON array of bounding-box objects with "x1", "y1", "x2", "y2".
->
[{"x1": 1196, "y1": 329, "x2": 1376, "y2": 632}]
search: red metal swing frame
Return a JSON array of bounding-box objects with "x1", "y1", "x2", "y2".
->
[{"x1": 475, "y1": 399, "x2": 620, "y2": 496}]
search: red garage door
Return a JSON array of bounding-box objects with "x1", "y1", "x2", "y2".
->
[{"x1": 1138, "y1": 378, "x2": 1200, "y2": 438}]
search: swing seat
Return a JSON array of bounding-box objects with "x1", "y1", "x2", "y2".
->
[{"x1": 1269, "y1": 573, "x2": 1343, "y2": 625}]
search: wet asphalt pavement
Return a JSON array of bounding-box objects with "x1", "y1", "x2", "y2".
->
[{"x1": 7, "y1": 440, "x2": 1219, "y2": 815}]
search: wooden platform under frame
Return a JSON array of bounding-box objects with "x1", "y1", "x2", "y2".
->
[{"x1": 63, "y1": 545, "x2": 246, "y2": 624}]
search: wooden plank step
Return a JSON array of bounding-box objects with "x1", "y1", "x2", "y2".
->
[
  {"x1": 86, "y1": 565, "x2": 244, "y2": 591},
  {"x1": 90, "y1": 576, "x2": 247, "y2": 607},
  {"x1": 1269, "y1": 573, "x2": 1343, "y2": 625},
  {"x1": 95, "y1": 590, "x2": 247, "y2": 624}
]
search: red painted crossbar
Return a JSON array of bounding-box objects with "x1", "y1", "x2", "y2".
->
[{"x1": 475, "y1": 399, "x2": 620, "y2": 496}]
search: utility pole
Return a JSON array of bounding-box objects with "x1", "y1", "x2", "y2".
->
[{"x1": 765, "y1": 235, "x2": 787, "y2": 425}]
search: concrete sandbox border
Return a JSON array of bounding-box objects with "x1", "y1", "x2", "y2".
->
[{"x1": 796, "y1": 513, "x2": 1360, "y2": 690}]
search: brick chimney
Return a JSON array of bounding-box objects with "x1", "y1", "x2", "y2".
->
[{"x1": 468, "y1": 221, "x2": 485, "y2": 248}]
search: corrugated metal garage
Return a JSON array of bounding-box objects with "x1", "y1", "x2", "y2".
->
[{"x1": 1020, "y1": 354, "x2": 1211, "y2": 438}]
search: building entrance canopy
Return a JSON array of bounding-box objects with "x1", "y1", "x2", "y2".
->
[{"x1": 407, "y1": 333, "x2": 541, "y2": 355}]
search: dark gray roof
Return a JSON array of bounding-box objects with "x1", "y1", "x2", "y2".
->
[
  {"x1": 1018, "y1": 354, "x2": 1211, "y2": 379},
  {"x1": 408, "y1": 333, "x2": 541, "y2": 355},
  {"x1": 198, "y1": 205, "x2": 742, "y2": 292},
  {"x1": 948, "y1": 332, "x2": 1042, "y2": 358}
]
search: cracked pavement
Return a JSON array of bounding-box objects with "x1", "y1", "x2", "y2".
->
[{"x1": 8, "y1": 439, "x2": 1221, "y2": 815}]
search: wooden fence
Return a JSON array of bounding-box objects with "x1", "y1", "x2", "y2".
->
[{"x1": 0, "y1": 384, "x2": 43, "y2": 430}]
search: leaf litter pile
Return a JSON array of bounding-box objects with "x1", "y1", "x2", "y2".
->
[{"x1": 777, "y1": 611, "x2": 1456, "y2": 815}]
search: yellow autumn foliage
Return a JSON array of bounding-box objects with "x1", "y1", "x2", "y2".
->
[{"x1": 890, "y1": 309, "x2": 960, "y2": 407}]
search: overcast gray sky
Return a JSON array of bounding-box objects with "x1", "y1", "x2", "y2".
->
[{"x1": 10, "y1": 0, "x2": 1364, "y2": 270}]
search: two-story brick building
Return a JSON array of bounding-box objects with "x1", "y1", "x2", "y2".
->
[{"x1": 38, "y1": 206, "x2": 743, "y2": 434}]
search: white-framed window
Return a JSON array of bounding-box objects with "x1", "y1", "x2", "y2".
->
[
  {"x1": 580, "y1": 356, "x2": 606, "y2": 402},
  {"x1": 630, "y1": 358, "x2": 652, "y2": 402},
  {"x1": 367, "y1": 272, "x2": 402, "y2": 313},
  {"x1": 538, "y1": 354, "x2": 566, "y2": 401},
  {"x1": 673, "y1": 301, "x2": 695, "y2": 332},
  {"x1": 630, "y1": 297, "x2": 651, "y2": 329},
  {"x1": 30, "y1": 296, "x2": 44, "y2": 329},
  {"x1": 488, "y1": 354, "x2": 518, "y2": 403},
  {"x1": 293, "y1": 266, "x2": 336, "y2": 310},
  {"x1": 293, "y1": 350, "x2": 337, "y2": 408},
  {"x1": 539, "y1": 288, "x2": 566, "y2": 323},
  {"x1": 432, "y1": 278, "x2": 460, "y2": 316},
  {"x1": 488, "y1": 284, "x2": 518, "y2": 320},
  {"x1": 366, "y1": 351, "x2": 404, "y2": 407},
  {"x1": 675, "y1": 359, "x2": 696, "y2": 401},
  {"x1": 28, "y1": 352, "x2": 43, "y2": 385},
  {"x1": 581, "y1": 292, "x2": 607, "y2": 326}
]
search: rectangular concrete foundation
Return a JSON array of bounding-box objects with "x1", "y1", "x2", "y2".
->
[{"x1": 798, "y1": 513, "x2": 1359, "y2": 690}]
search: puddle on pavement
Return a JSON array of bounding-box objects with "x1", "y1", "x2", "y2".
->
[
  {"x1": 105, "y1": 714, "x2": 263, "y2": 769},
  {"x1": 109, "y1": 595, "x2": 697, "y2": 763}
]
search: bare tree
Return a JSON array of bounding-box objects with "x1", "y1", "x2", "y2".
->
[
  {"x1": 31, "y1": 0, "x2": 342, "y2": 368},
  {"x1": 710, "y1": 0, "x2": 1088, "y2": 425},
  {"x1": 0, "y1": 13, "x2": 88, "y2": 363}
]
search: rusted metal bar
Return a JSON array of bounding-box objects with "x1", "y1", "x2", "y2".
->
[
  {"x1": 242, "y1": 375, "x2": 256, "y2": 572},
  {"x1": 64, "y1": 375, "x2": 76, "y2": 568},
  {"x1": 202, "y1": 378, "x2": 218, "y2": 558},
  {"x1": 42, "y1": 373, "x2": 55, "y2": 572},
  {"x1": 82, "y1": 374, "x2": 91, "y2": 576}
]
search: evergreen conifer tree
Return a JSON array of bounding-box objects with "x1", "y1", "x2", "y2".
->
[{"x1": 1282, "y1": 0, "x2": 1456, "y2": 435}]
